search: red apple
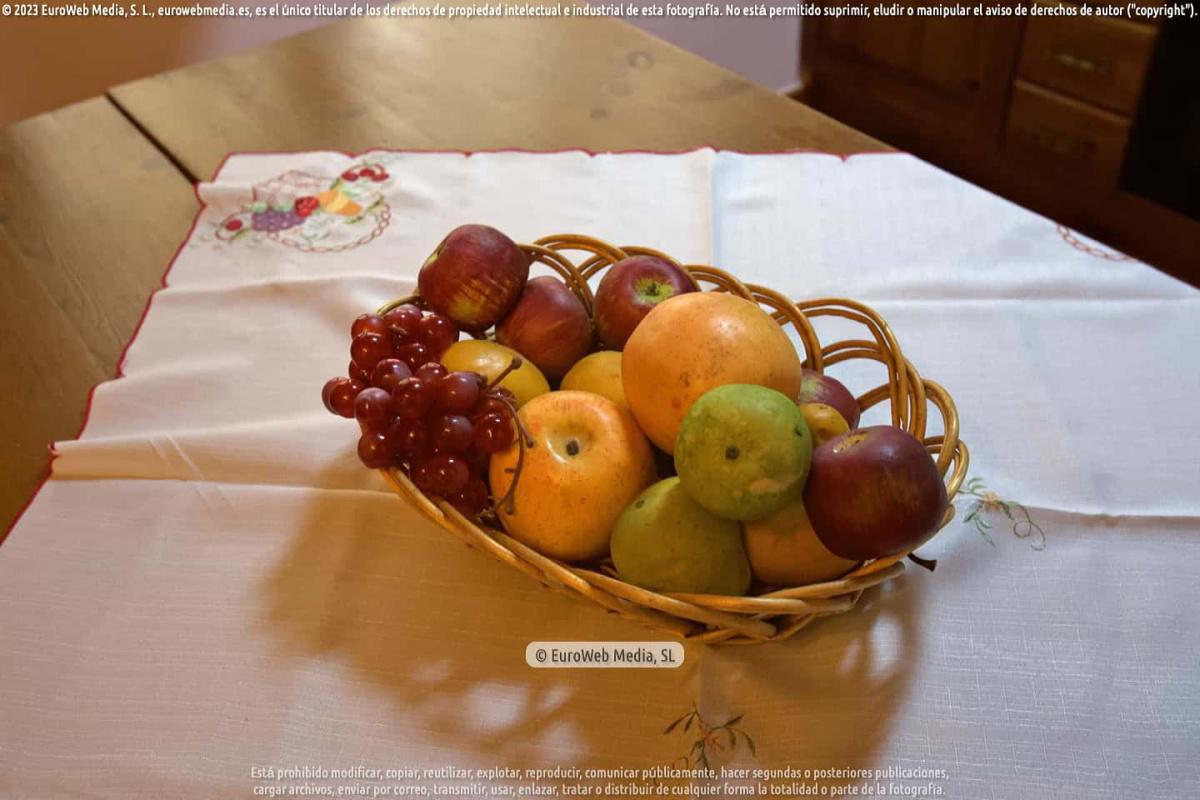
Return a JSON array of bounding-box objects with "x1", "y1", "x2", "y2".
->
[
  {"x1": 796, "y1": 368, "x2": 860, "y2": 429},
  {"x1": 803, "y1": 426, "x2": 947, "y2": 561},
  {"x1": 594, "y1": 255, "x2": 696, "y2": 350},
  {"x1": 496, "y1": 276, "x2": 594, "y2": 380},
  {"x1": 417, "y1": 225, "x2": 529, "y2": 333}
]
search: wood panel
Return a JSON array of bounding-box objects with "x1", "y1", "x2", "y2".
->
[
  {"x1": 805, "y1": 14, "x2": 1024, "y2": 148},
  {"x1": 821, "y1": 13, "x2": 989, "y2": 96},
  {"x1": 109, "y1": 15, "x2": 883, "y2": 181},
  {"x1": 0, "y1": 98, "x2": 197, "y2": 537}
]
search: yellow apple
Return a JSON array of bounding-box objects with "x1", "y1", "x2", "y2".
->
[
  {"x1": 489, "y1": 391, "x2": 656, "y2": 562},
  {"x1": 742, "y1": 496, "x2": 857, "y2": 587},
  {"x1": 799, "y1": 402, "x2": 850, "y2": 447},
  {"x1": 560, "y1": 351, "x2": 627, "y2": 411},
  {"x1": 440, "y1": 339, "x2": 549, "y2": 408}
]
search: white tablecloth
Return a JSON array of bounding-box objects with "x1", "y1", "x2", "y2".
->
[{"x1": 2, "y1": 150, "x2": 1198, "y2": 799}]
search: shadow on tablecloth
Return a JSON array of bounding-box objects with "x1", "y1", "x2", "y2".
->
[{"x1": 258, "y1": 463, "x2": 920, "y2": 778}]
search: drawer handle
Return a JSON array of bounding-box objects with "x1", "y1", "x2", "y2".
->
[
  {"x1": 1021, "y1": 127, "x2": 1097, "y2": 161},
  {"x1": 1052, "y1": 50, "x2": 1110, "y2": 76}
]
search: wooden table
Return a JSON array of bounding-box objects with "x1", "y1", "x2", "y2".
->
[
  {"x1": 109, "y1": 16, "x2": 882, "y2": 180},
  {"x1": 0, "y1": 98, "x2": 196, "y2": 536},
  {"x1": 0, "y1": 16, "x2": 880, "y2": 535}
]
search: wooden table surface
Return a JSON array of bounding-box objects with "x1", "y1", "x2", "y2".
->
[
  {"x1": 109, "y1": 15, "x2": 883, "y2": 181},
  {"x1": 0, "y1": 98, "x2": 197, "y2": 535},
  {"x1": 1, "y1": 16, "x2": 880, "y2": 535}
]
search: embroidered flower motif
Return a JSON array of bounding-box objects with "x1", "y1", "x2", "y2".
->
[
  {"x1": 213, "y1": 162, "x2": 392, "y2": 253},
  {"x1": 665, "y1": 705, "x2": 755, "y2": 769},
  {"x1": 960, "y1": 476, "x2": 1046, "y2": 550}
]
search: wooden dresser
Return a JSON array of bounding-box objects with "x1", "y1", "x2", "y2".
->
[{"x1": 800, "y1": 8, "x2": 1199, "y2": 284}]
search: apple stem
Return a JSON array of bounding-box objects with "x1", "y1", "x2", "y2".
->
[
  {"x1": 490, "y1": 392, "x2": 533, "y2": 517},
  {"x1": 487, "y1": 357, "x2": 523, "y2": 390},
  {"x1": 907, "y1": 552, "x2": 937, "y2": 572}
]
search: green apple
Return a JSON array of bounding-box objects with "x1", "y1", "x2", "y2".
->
[
  {"x1": 610, "y1": 478, "x2": 750, "y2": 596},
  {"x1": 674, "y1": 384, "x2": 812, "y2": 521}
]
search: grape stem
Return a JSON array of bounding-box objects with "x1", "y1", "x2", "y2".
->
[
  {"x1": 490, "y1": 375, "x2": 534, "y2": 517},
  {"x1": 487, "y1": 356, "x2": 523, "y2": 390}
]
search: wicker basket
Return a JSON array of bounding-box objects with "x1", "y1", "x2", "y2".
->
[{"x1": 379, "y1": 234, "x2": 969, "y2": 645}]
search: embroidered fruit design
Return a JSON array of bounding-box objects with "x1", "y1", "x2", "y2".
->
[
  {"x1": 252, "y1": 206, "x2": 304, "y2": 232},
  {"x1": 340, "y1": 163, "x2": 390, "y2": 183},
  {"x1": 214, "y1": 163, "x2": 391, "y2": 252},
  {"x1": 294, "y1": 196, "x2": 319, "y2": 217},
  {"x1": 317, "y1": 189, "x2": 363, "y2": 217}
]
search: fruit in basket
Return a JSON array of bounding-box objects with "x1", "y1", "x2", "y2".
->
[
  {"x1": 489, "y1": 391, "x2": 655, "y2": 562},
  {"x1": 796, "y1": 369, "x2": 860, "y2": 429},
  {"x1": 383, "y1": 304, "x2": 423, "y2": 338},
  {"x1": 417, "y1": 224, "x2": 530, "y2": 332},
  {"x1": 434, "y1": 371, "x2": 484, "y2": 414},
  {"x1": 804, "y1": 426, "x2": 948, "y2": 561},
  {"x1": 354, "y1": 387, "x2": 393, "y2": 433},
  {"x1": 323, "y1": 377, "x2": 366, "y2": 418},
  {"x1": 441, "y1": 340, "x2": 549, "y2": 409},
  {"x1": 351, "y1": 313, "x2": 389, "y2": 338},
  {"x1": 389, "y1": 417, "x2": 430, "y2": 462},
  {"x1": 390, "y1": 376, "x2": 436, "y2": 420},
  {"x1": 416, "y1": 313, "x2": 460, "y2": 356},
  {"x1": 674, "y1": 385, "x2": 813, "y2": 521},
  {"x1": 610, "y1": 477, "x2": 750, "y2": 595},
  {"x1": 349, "y1": 359, "x2": 372, "y2": 384},
  {"x1": 358, "y1": 432, "x2": 394, "y2": 469},
  {"x1": 321, "y1": 234, "x2": 967, "y2": 640},
  {"x1": 560, "y1": 351, "x2": 626, "y2": 410},
  {"x1": 415, "y1": 361, "x2": 447, "y2": 382},
  {"x1": 594, "y1": 255, "x2": 696, "y2": 350},
  {"x1": 371, "y1": 358, "x2": 412, "y2": 394},
  {"x1": 413, "y1": 452, "x2": 471, "y2": 497},
  {"x1": 742, "y1": 496, "x2": 857, "y2": 586},
  {"x1": 472, "y1": 410, "x2": 515, "y2": 454},
  {"x1": 448, "y1": 479, "x2": 489, "y2": 518},
  {"x1": 394, "y1": 342, "x2": 432, "y2": 371},
  {"x1": 496, "y1": 276, "x2": 593, "y2": 380},
  {"x1": 351, "y1": 331, "x2": 393, "y2": 372},
  {"x1": 430, "y1": 414, "x2": 474, "y2": 453},
  {"x1": 323, "y1": 294, "x2": 517, "y2": 515},
  {"x1": 623, "y1": 292, "x2": 803, "y2": 453},
  {"x1": 393, "y1": 373, "x2": 520, "y2": 516},
  {"x1": 799, "y1": 402, "x2": 850, "y2": 447}
]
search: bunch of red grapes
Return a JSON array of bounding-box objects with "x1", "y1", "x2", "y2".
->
[{"x1": 320, "y1": 304, "x2": 516, "y2": 517}]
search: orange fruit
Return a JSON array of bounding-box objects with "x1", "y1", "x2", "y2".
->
[{"x1": 622, "y1": 293, "x2": 803, "y2": 453}]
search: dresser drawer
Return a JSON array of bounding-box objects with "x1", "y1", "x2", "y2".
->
[
  {"x1": 1019, "y1": 10, "x2": 1157, "y2": 115},
  {"x1": 1003, "y1": 81, "x2": 1132, "y2": 189}
]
